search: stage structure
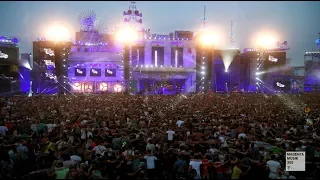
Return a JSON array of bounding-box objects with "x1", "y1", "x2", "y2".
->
[
  {"x1": 246, "y1": 37, "x2": 290, "y2": 93},
  {"x1": 120, "y1": 2, "x2": 196, "y2": 95},
  {"x1": 32, "y1": 40, "x2": 73, "y2": 94},
  {"x1": 19, "y1": 53, "x2": 32, "y2": 93},
  {"x1": 0, "y1": 35, "x2": 20, "y2": 95},
  {"x1": 32, "y1": 2, "x2": 298, "y2": 95},
  {"x1": 67, "y1": 10, "x2": 125, "y2": 94},
  {"x1": 194, "y1": 6, "x2": 217, "y2": 93},
  {"x1": 304, "y1": 51, "x2": 320, "y2": 92},
  {"x1": 291, "y1": 66, "x2": 305, "y2": 93}
]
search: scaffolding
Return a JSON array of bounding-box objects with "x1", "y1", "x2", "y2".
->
[{"x1": 304, "y1": 50, "x2": 320, "y2": 92}]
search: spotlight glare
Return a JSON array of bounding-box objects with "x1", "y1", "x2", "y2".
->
[
  {"x1": 46, "y1": 22, "x2": 70, "y2": 42},
  {"x1": 200, "y1": 32, "x2": 219, "y2": 46},
  {"x1": 257, "y1": 35, "x2": 276, "y2": 49},
  {"x1": 115, "y1": 27, "x2": 138, "y2": 43}
]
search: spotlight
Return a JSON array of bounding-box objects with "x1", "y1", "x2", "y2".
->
[{"x1": 225, "y1": 69, "x2": 228, "y2": 72}]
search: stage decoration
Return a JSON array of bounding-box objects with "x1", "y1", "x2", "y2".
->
[
  {"x1": 72, "y1": 82, "x2": 82, "y2": 91},
  {"x1": 276, "y1": 82, "x2": 285, "y2": 88},
  {"x1": 91, "y1": 69, "x2": 98, "y2": 74},
  {"x1": 99, "y1": 82, "x2": 108, "y2": 91},
  {"x1": 77, "y1": 69, "x2": 84, "y2": 74},
  {"x1": 84, "y1": 82, "x2": 93, "y2": 93},
  {"x1": 114, "y1": 84, "x2": 123, "y2": 92},
  {"x1": 0, "y1": 51, "x2": 8, "y2": 59},
  {"x1": 44, "y1": 48, "x2": 54, "y2": 56},
  {"x1": 94, "y1": 18, "x2": 108, "y2": 34},
  {"x1": 78, "y1": 9, "x2": 96, "y2": 32},
  {"x1": 43, "y1": 60, "x2": 55, "y2": 68},
  {"x1": 78, "y1": 10, "x2": 107, "y2": 44},
  {"x1": 268, "y1": 55, "x2": 278, "y2": 62}
]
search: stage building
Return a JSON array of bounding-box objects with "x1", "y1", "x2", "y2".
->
[
  {"x1": 66, "y1": 29, "x2": 197, "y2": 94},
  {"x1": 0, "y1": 36, "x2": 20, "y2": 95},
  {"x1": 67, "y1": 31, "x2": 125, "y2": 93},
  {"x1": 131, "y1": 35, "x2": 196, "y2": 94}
]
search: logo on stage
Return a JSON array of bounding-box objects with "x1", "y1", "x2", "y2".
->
[
  {"x1": 75, "y1": 68, "x2": 86, "y2": 76},
  {"x1": 90, "y1": 68, "x2": 101, "y2": 77},
  {"x1": 0, "y1": 51, "x2": 8, "y2": 59},
  {"x1": 105, "y1": 68, "x2": 116, "y2": 77}
]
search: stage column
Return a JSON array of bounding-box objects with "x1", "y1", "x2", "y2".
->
[
  {"x1": 164, "y1": 40, "x2": 171, "y2": 66},
  {"x1": 144, "y1": 40, "x2": 152, "y2": 66}
]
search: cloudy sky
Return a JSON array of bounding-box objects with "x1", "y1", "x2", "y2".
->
[{"x1": 0, "y1": 1, "x2": 319, "y2": 66}]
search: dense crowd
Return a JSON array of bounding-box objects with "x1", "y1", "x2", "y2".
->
[{"x1": 0, "y1": 93, "x2": 320, "y2": 179}]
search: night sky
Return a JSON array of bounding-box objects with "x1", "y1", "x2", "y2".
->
[{"x1": 0, "y1": 1, "x2": 319, "y2": 66}]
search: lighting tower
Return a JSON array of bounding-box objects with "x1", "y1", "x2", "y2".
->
[
  {"x1": 119, "y1": 2, "x2": 142, "y2": 94},
  {"x1": 195, "y1": 5, "x2": 218, "y2": 93},
  {"x1": 230, "y1": 21, "x2": 235, "y2": 47}
]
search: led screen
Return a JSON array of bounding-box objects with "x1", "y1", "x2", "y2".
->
[
  {"x1": 97, "y1": 82, "x2": 108, "y2": 92},
  {"x1": 0, "y1": 46, "x2": 19, "y2": 63},
  {"x1": 75, "y1": 68, "x2": 86, "y2": 76},
  {"x1": 90, "y1": 68, "x2": 101, "y2": 76},
  {"x1": 264, "y1": 51, "x2": 286, "y2": 71},
  {"x1": 105, "y1": 68, "x2": 116, "y2": 77},
  {"x1": 273, "y1": 78, "x2": 291, "y2": 92}
]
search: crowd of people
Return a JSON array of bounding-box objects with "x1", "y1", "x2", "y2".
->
[{"x1": 0, "y1": 92, "x2": 320, "y2": 179}]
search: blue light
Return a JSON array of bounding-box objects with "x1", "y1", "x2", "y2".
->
[{"x1": 12, "y1": 37, "x2": 19, "y2": 44}]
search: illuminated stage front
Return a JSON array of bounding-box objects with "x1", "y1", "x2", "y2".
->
[
  {"x1": 132, "y1": 67, "x2": 196, "y2": 94},
  {"x1": 68, "y1": 62, "x2": 125, "y2": 93}
]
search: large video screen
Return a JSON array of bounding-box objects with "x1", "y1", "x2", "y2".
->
[
  {"x1": 263, "y1": 51, "x2": 286, "y2": 71},
  {"x1": 273, "y1": 78, "x2": 291, "y2": 92},
  {"x1": 90, "y1": 68, "x2": 101, "y2": 77},
  {"x1": 105, "y1": 68, "x2": 116, "y2": 77},
  {"x1": 0, "y1": 46, "x2": 19, "y2": 63},
  {"x1": 75, "y1": 68, "x2": 86, "y2": 76}
]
